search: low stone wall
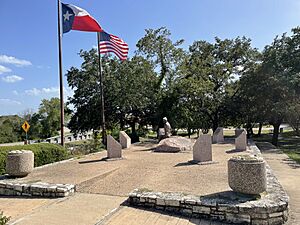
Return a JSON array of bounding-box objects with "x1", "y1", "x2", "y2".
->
[
  {"x1": 0, "y1": 180, "x2": 75, "y2": 197},
  {"x1": 128, "y1": 141, "x2": 289, "y2": 225}
]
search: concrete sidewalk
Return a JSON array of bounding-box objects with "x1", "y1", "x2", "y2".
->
[
  {"x1": 256, "y1": 142, "x2": 300, "y2": 225},
  {"x1": 100, "y1": 206, "x2": 229, "y2": 225},
  {"x1": 7, "y1": 193, "x2": 126, "y2": 225}
]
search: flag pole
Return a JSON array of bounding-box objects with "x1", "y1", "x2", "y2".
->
[
  {"x1": 57, "y1": 0, "x2": 65, "y2": 146},
  {"x1": 97, "y1": 32, "x2": 106, "y2": 145}
]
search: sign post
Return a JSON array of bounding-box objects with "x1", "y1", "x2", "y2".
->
[{"x1": 22, "y1": 121, "x2": 30, "y2": 145}]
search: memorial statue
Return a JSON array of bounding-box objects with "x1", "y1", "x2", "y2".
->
[
  {"x1": 158, "y1": 117, "x2": 172, "y2": 141},
  {"x1": 163, "y1": 117, "x2": 172, "y2": 138}
]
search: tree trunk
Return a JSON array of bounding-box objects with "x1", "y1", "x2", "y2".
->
[
  {"x1": 130, "y1": 122, "x2": 139, "y2": 143},
  {"x1": 188, "y1": 128, "x2": 191, "y2": 138},
  {"x1": 246, "y1": 122, "x2": 253, "y2": 138},
  {"x1": 212, "y1": 121, "x2": 218, "y2": 133},
  {"x1": 271, "y1": 123, "x2": 281, "y2": 146},
  {"x1": 212, "y1": 111, "x2": 219, "y2": 132},
  {"x1": 257, "y1": 122, "x2": 263, "y2": 136},
  {"x1": 120, "y1": 114, "x2": 125, "y2": 130}
]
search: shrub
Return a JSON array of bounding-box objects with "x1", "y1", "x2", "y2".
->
[
  {"x1": 0, "y1": 211, "x2": 10, "y2": 225},
  {"x1": 65, "y1": 134, "x2": 104, "y2": 156},
  {"x1": 0, "y1": 143, "x2": 69, "y2": 175}
]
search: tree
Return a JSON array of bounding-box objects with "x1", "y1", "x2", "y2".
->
[
  {"x1": 259, "y1": 29, "x2": 300, "y2": 145},
  {"x1": 136, "y1": 27, "x2": 185, "y2": 87},
  {"x1": 37, "y1": 98, "x2": 62, "y2": 138},
  {"x1": 180, "y1": 37, "x2": 259, "y2": 131},
  {"x1": 104, "y1": 55, "x2": 158, "y2": 141},
  {"x1": 0, "y1": 117, "x2": 22, "y2": 143},
  {"x1": 136, "y1": 27, "x2": 187, "y2": 130},
  {"x1": 67, "y1": 49, "x2": 158, "y2": 142},
  {"x1": 67, "y1": 49, "x2": 104, "y2": 133},
  {"x1": 286, "y1": 101, "x2": 300, "y2": 135},
  {"x1": 236, "y1": 28, "x2": 300, "y2": 145}
]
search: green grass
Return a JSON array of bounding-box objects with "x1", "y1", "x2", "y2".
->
[{"x1": 284, "y1": 151, "x2": 300, "y2": 163}]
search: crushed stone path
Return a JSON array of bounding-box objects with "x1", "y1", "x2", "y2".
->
[{"x1": 256, "y1": 142, "x2": 300, "y2": 225}]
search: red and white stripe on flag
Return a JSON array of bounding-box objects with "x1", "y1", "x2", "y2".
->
[{"x1": 99, "y1": 34, "x2": 129, "y2": 61}]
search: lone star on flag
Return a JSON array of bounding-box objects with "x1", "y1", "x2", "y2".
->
[
  {"x1": 63, "y1": 10, "x2": 73, "y2": 21},
  {"x1": 61, "y1": 3, "x2": 102, "y2": 33}
]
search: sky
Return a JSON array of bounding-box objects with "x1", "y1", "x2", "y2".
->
[{"x1": 0, "y1": 0, "x2": 300, "y2": 116}]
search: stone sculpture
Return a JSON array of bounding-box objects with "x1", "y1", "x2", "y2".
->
[
  {"x1": 212, "y1": 127, "x2": 224, "y2": 143},
  {"x1": 235, "y1": 129, "x2": 247, "y2": 151},
  {"x1": 119, "y1": 131, "x2": 131, "y2": 149},
  {"x1": 107, "y1": 135, "x2": 122, "y2": 159},
  {"x1": 193, "y1": 134, "x2": 212, "y2": 162}
]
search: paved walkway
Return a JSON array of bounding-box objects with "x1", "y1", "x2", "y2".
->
[
  {"x1": 99, "y1": 206, "x2": 227, "y2": 225},
  {"x1": 256, "y1": 142, "x2": 300, "y2": 225},
  {"x1": 8, "y1": 193, "x2": 126, "y2": 225},
  {"x1": 1, "y1": 141, "x2": 298, "y2": 225}
]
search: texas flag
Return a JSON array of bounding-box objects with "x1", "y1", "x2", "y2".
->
[{"x1": 62, "y1": 3, "x2": 103, "y2": 33}]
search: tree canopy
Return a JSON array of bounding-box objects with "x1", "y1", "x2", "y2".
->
[{"x1": 63, "y1": 26, "x2": 300, "y2": 146}]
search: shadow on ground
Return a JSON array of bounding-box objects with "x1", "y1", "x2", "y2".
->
[
  {"x1": 200, "y1": 190, "x2": 257, "y2": 204},
  {"x1": 282, "y1": 158, "x2": 300, "y2": 169},
  {"x1": 256, "y1": 141, "x2": 300, "y2": 169},
  {"x1": 174, "y1": 160, "x2": 218, "y2": 167},
  {"x1": 78, "y1": 158, "x2": 108, "y2": 164},
  {"x1": 225, "y1": 149, "x2": 245, "y2": 154}
]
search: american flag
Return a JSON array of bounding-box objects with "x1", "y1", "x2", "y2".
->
[{"x1": 99, "y1": 31, "x2": 128, "y2": 61}]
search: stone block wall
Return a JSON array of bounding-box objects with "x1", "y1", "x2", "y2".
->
[
  {"x1": 0, "y1": 180, "x2": 75, "y2": 198},
  {"x1": 128, "y1": 142, "x2": 289, "y2": 225}
]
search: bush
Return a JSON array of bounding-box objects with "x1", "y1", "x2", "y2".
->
[
  {"x1": 65, "y1": 138, "x2": 104, "y2": 156},
  {"x1": 0, "y1": 143, "x2": 69, "y2": 175},
  {"x1": 0, "y1": 211, "x2": 10, "y2": 225}
]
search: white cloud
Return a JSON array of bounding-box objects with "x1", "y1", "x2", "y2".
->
[
  {"x1": 0, "y1": 65, "x2": 12, "y2": 74},
  {"x1": 42, "y1": 87, "x2": 59, "y2": 94},
  {"x1": 24, "y1": 86, "x2": 74, "y2": 100},
  {"x1": 12, "y1": 90, "x2": 19, "y2": 95},
  {"x1": 0, "y1": 55, "x2": 32, "y2": 67},
  {"x1": 2, "y1": 75, "x2": 24, "y2": 83},
  {"x1": 0, "y1": 98, "x2": 21, "y2": 105},
  {"x1": 25, "y1": 88, "x2": 42, "y2": 96}
]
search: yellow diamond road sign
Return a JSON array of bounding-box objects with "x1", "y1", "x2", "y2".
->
[{"x1": 22, "y1": 121, "x2": 30, "y2": 133}]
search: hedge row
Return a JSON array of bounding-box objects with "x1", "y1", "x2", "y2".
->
[{"x1": 0, "y1": 143, "x2": 69, "y2": 175}]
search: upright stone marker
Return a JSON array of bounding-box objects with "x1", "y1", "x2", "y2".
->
[
  {"x1": 212, "y1": 127, "x2": 224, "y2": 143},
  {"x1": 235, "y1": 128, "x2": 244, "y2": 137},
  {"x1": 235, "y1": 129, "x2": 247, "y2": 151},
  {"x1": 119, "y1": 131, "x2": 131, "y2": 149},
  {"x1": 107, "y1": 135, "x2": 122, "y2": 159},
  {"x1": 193, "y1": 134, "x2": 212, "y2": 162}
]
